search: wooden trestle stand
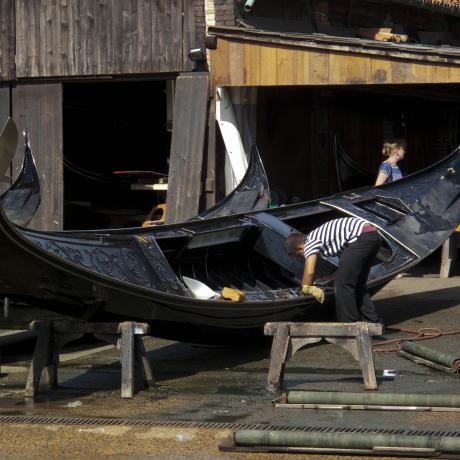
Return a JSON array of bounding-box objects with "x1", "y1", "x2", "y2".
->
[
  {"x1": 25, "y1": 320, "x2": 154, "y2": 399},
  {"x1": 264, "y1": 322, "x2": 382, "y2": 392}
]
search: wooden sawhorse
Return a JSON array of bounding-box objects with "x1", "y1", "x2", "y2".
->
[
  {"x1": 264, "y1": 322, "x2": 382, "y2": 392},
  {"x1": 25, "y1": 320, "x2": 154, "y2": 399}
]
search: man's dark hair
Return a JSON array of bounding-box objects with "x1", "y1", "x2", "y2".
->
[{"x1": 284, "y1": 232, "x2": 305, "y2": 255}]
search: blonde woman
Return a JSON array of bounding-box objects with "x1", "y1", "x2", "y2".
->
[{"x1": 375, "y1": 138, "x2": 406, "y2": 186}]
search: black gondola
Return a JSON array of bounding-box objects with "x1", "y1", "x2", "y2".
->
[
  {"x1": 0, "y1": 120, "x2": 41, "y2": 227},
  {"x1": 193, "y1": 144, "x2": 271, "y2": 220},
  {"x1": 0, "y1": 138, "x2": 458, "y2": 342},
  {"x1": 334, "y1": 134, "x2": 374, "y2": 191}
]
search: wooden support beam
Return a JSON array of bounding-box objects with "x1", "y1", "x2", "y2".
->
[
  {"x1": 265, "y1": 322, "x2": 382, "y2": 392},
  {"x1": 25, "y1": 320, "x2": 153, "y2": 399}
]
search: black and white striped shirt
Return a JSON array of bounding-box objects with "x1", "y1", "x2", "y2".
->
[{"x1": 303, "y1": 217, "x2": 368, "y2": 260}]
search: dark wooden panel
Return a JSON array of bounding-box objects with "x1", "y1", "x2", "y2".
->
[
  {"x1": 166, "y1": 73, "x2": 209, "y2": 224},
  {"x1": 0, "y1": 0, "x2": 15, "y2": 80},
  {"x1": 12, "y1": 83, "x2": 63, "y2": 230},
  {"x1": 16, "y1": 0, "x2": 191, "y2": 78},
  {"x1": 0, "y1": 86, "x2": 10, "y2": 194}
]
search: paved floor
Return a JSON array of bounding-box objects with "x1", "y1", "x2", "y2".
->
[{"x1": 0, "y1": 260, "x2": 459, "y2": 459}]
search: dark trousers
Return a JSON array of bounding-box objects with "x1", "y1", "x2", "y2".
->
[{"x1": 335, "y1": 232, "x2": 382, "y2": 323}]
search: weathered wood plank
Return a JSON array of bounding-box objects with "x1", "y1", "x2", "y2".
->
[
  {"x1": 412, "y1": 62, "x2": 436, "y2": 84},
  {"x1": 244, "y1": 42, "x2": 261, "y2": 86},
  {"x1": 309, "y1": 50, "x2": 329, "y2": 85},
  {"x1": 0, "y1": 0, "x2": 14, "y2": 80},
  {"x1": 293, "y1": 47, "x2": 309, "y2": 85},
  {"x1": 436, "y1": 64, "x2": 450, "y2": 83},
  {"x1": 16, "y1": 0, "x2": 190, "y2": 77},
  {"x1": 329, "y1": 52, "x2": 349, "y2": 84},
  {"x1": 391, "y1": 59, "x2": 412, "y2": 84},
  {"x1": 95, "y1": 0, "x2": 109, "y2": 75},
  {"x1": 210, "y1": 39, "x2": 229, "y2": 86},
  {"x1": 123, "y1": 0, "x2": 138, "y2": 73},
  {"x1": 12, "y1": 83, "x2": 63, "y2": 231},
  {"x1": 371, "y1": 57, "x2": 392, "y2": 84},
  {"x1": 228, "y1": 40, "x2": 245, "y2": 86},
  {"x1": 0, "y1": 86, "x2": 10, "y2": 194},
  {"x1": 276, "y1": 46, "x2": 294, "y2": 85},
  {"x1": 348, "y1": 54, "x2": 371, "y2": 84},
  {"x1": 260, "y1": 44, "x2": 277, "y2": 86},
  {"x1": 137, "y1": 0, "x2": 152, "y2": 73},
  {"x1": 166, "y1": 74, "x2": 209, "y2": 224}
]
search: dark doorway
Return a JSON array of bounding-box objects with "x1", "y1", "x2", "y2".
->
[
  {"x1": 256, "y1": 84, "x2": 460, "y2": 203},
  {"x1": 63, "y1": 81, "x2": 171, "y2": 230}
]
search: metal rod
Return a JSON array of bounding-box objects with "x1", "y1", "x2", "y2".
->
[
  {"x1": 275, "y1": 403, "x2": 460, "y2": 412},
  {"x1": 3, "y1": 297, "x2": 9, "y2": 318}
]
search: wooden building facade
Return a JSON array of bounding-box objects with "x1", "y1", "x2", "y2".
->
[
  {"x1": 207, "y1": 0, "x2": 460, "y2": 204},
  {"x1": 0, "y1": 0, "x2": 206, "y2": 230}
]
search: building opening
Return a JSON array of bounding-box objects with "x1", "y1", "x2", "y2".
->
[{"x1": 63, "y1": 80, "x2": 172, "y2": 230}]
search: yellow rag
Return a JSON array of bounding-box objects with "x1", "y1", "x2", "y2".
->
[{"x1": 301, "y1": 285, "x2": 325, "y2": 304}]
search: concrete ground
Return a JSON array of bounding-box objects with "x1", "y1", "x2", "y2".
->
[{"x1": 0, "y1": 259, "x2": 459, "y2": 459}]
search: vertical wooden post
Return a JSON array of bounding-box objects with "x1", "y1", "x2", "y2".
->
[
  {"x1": 267, "y1": 324, "x2": 290, "y2": 392},
  {"x1": 25, "y1": 322, "x2": 51, "y2": 398},
  {"x1": 135, "y1": 336, "x2": 154, "y2": 388},
  {"x1": 440, "y1": 234, "x2": 457, "y2": 279},
  {"x1": 120, "y1": 322, "x2": 135, "y2": 398}
]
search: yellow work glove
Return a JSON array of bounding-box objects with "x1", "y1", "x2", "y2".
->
[{"x1": 301, "y1": 285, "x2": 325, "y2": 304}]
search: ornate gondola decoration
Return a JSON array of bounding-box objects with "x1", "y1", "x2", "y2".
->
[
  {"x1": 0, "y1": 137, "x2": 458, "y2": 343},
  {"x1": 193, "y1": 144, "x2": 270, "y2": 220},
  {"x1": 0, "y1": 121, "x2": 41, "y2": 227}
]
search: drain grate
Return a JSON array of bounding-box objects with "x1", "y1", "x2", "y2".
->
[{"x1": 0, "y1": 414, "x2": 459, "y2": 437}]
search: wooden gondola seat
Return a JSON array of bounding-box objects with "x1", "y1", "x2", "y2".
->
[{"x1": 142, "y1": 203, "x2": 167, "y2": 227}]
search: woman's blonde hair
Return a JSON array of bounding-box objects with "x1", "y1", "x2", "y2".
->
[{"x1": 382, "y1": 138, "x2": 406, "y2": 157}]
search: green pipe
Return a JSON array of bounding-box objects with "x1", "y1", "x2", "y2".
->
[
  {"x1": 234, "y1": 430, "x2": 460, "y2": 452},
  {"x1": 244, "y1": 0, "x2": 257, "y2": 12},
  {"x1": 401, "y1": 341, "x2": 460, "y2": 369},
  {"x1": 286, "y1": 391, "x2": 460, "y2": 407}
]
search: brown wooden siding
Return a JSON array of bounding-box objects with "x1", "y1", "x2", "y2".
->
[
  {"x1": 15, "y1": 0, "x2": 199, "y2": 78},
  {"x1": 211, "y1": 38, "x2": 460, "y2": 86},
  {"x1": 0, "y1": 86, "x2": 10, "y2": 193},
  {"x1": 12, "y1": 83, "x2": 63, "y2": 230},
  {"x1": 0, "y1": 1, "x2": 15, "y2": 81}
]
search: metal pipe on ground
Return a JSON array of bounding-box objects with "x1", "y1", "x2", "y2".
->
[
  {"x1": 400, "y1": 341, "x2": 460, "y2": 371},
  {"x1": 285, "y1": 391, "x2": 460, "y2": 408},
  {"x1": 233, "y1": 430, "x2": 460, "y2": 453}
]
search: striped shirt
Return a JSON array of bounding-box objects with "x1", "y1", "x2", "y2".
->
[{"x1": 303, "y1": 217, "x2": 368, "y2": 260}]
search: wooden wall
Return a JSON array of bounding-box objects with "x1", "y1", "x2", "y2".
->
[
  {"x1": 211, "y1": 38, "x2": 460, "y2": 86},
  {"x1": 15, "y1": 0, "x2": 199, "y2": 78},
  {"x1": 0, "y1": 0, "x2": 15, "y2": 81},
  {"x1": 0, "y1": 86, "x2": 10, "y2": 193},
  {"x1": 12, "y1": 83, "x2": 63, "y2": 230}
]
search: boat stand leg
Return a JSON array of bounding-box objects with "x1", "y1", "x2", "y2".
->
[
  {"x1": 120, "y1": 322, "x2": 135, "y2": 398},
  {"x1": 267, "y1": 324, "x2": 290, "y2": 392},
  {"x1": 440, "y1": 234, "x2": 457, "y2": 279},
  {"x1": 25, "y1": 322, "x2": 52, "y2": 398},
  {"x1": 355, "y1": 323, "x2": 377, "y2": 390},
  {"x1": 135, "y1": 336, "x2": 154, "y2": 388}
]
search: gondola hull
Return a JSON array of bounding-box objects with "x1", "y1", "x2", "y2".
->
[{"x1": 0, "y1": 147, "x2": 459, "y2": 343}]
